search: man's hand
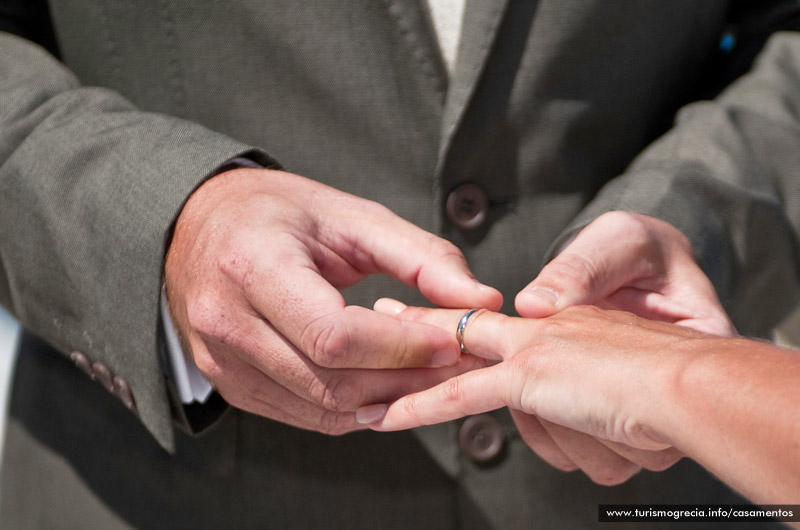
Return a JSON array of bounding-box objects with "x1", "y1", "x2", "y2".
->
[
  {"x1": 510, "y1": 211, "x2": 735, "y2": 483},
  {"x1": 516, "y1": 211, "x2": 735, "y2": 335},
  {"x1": 164, "y1": 168, "x2": 502, "y2": 435}
]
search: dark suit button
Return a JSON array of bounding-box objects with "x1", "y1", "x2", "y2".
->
[
  {"x1": 458, "y1": 414, "x2": 505, "y2": 463},
  {"x1": 91, "y1": 361, "x2": 115, "y2": 393},
  {"x1": 70, "y1": 350, "x2": 94, "y2": 379},
  {"x1": 445, "y1": 184, "x2": 488, "y2": 230},
  {"x1": 113, "y1": 376, "x2": 137, "y2": 412}
]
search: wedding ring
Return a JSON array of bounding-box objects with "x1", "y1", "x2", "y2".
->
[{"x1": 457, "y1": 309, "x2": 481, "y2": 355}]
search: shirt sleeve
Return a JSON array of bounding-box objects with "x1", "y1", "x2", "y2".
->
[{"x1": 161, "y1": 288, "x2": 213, "y2": 404}]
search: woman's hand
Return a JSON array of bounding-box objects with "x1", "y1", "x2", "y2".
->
[
  {"x1": 511, "y1": 212, "x2": 737, "y2": 482},
  {"x1": 358, "y1": 301, "x2": 708, "y2": 484}
]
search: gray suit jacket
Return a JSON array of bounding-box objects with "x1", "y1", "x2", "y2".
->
[{"x1": 1, "y1": 1, "x2": 799, "y2": 528}]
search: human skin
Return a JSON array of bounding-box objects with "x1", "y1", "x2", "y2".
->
[
  {"x1": 165, "y1": 169, "x2": 734, "y2": 462},
  {"x1": 359, "y1": 302, "x2": 800, "y2": 512},
  {"x1": 508, "y1": 211, "x2": 736, "y2": 483},
  {"x1": 164, "y1": 168, "x2": 503, "y2": 434}
]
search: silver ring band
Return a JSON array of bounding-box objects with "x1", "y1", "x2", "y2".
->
[{"x1": 457, "y1": 309, "x2": 480, "y2": 355}]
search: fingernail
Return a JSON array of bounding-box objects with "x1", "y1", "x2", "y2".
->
[
  {"x1": 524, "y1": 287, "x2": 559, "y2": 305},
  {"x1": 356, "y1": 404, "x2": 388, "y2": 424},
  {"x1": 373, "y1": 298, "x2": 407, "y2": 315},
  {"x1": 432, "y1": 347, "x2": 459, "y2": 367}
]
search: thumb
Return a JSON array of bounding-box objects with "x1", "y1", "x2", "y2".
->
[{"x1": 515, "y1": 219, "x2": 651, "y2": 317}]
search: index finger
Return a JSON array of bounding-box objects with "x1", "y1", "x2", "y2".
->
[
  {"x1": 356, "y1": 363, "x2": 512, "y2": 430},
  {"x1": 318, "y1": 198, "x2": 503, "y2": 312}
]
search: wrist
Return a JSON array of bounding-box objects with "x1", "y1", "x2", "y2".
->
[
  {"x1": 165, "y1": 167, "x2": 265, "y2": 284},
  {"x1": 646, "y1": 334, "x2": 740, "y2": 449},
  {"x1": 623, "y1": 335, "x2": 710, "y2": 449}
]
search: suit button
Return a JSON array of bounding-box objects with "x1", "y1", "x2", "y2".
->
[
  {"x1": 70, "y1": 351, "x2": 94, "y2": 379},
  {"x1": 113, "y1": 376, "x2": 137, "y2": 412},
  {"x1": 458, "y1": 414, "x2": 505, "y2": 464},
  {"x1": 445, "y1": 184, "x2": 488, "y2": 230},
  {"x1": 91, "y1": 361, "x2": 116, "y2": 393}
]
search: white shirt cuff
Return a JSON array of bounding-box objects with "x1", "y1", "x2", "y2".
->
[{"x1": 160, "y1": 288, "x2": 214, "y2": 404}]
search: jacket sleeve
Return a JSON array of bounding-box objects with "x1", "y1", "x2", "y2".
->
[
  {"x1": 0, "y1": 31, "x2": 276, "y2": 452},
  {"x1": 561, "y1": 7, "x2": 800, "y2": 335}
]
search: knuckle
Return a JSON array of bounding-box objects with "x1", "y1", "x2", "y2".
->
[
  {"x1": 432, "y1": 237, "x2": 463, "y2": 257},
  {"x1": 186, "y1": 294, "x2": 230, "y2": 340},
  {"x1": 350, "y1": 197, "x2": 398, "y2": 226},
  {"x1": 185, "y1": 294, "x2": 215, "y2": 334},
  {"x1": 302, "y1": 315, "x2": 350, "y2": 367},
  {"x1": 596, "y1": 210, "x2": 633, "y2": 224},
  {"x1": 590, "y1": 462, "x2": 641, "y2": 487},
  {"x1": 549, "y1": 459, "x2": 579, "y2": 473},
  {"x1": 713, "y1": 320, "x2": 737, "y2": 338},
  {"x1": 514, "y1": 355, "x2": 544, "y2": 388},
  {"x1": 317, "y1": 410, "x2": 355, "y2": 436},
  {"x1": 595, "y1": 211, "x2": 641, "y2": 233},
  {"x1": 211, "y1": 381, "x2": 241, "y2": 409},
  {"x1": 593, "y1": 211, "x2": 650, "y2": 247},
  {"x1": 432, "y1": 239, "x2": 468, "y2": 266},
  {"x1": 192, "y1": 350, "x2": 223, "y2": 381},
  {"x1": 413, "y1": 237, "x2": 468, "y2": 287},
  {"x1": 388, "y1": 339, "x2": 416, "y2": 369},
  {"x1": 440, "y1": 377, "x2": 463, "y2": 403},
  {"x1": 319, "y1": 374, "x2": 362, "y2": 411},
  {"x1": 596, "y1": 211, "x2": 685, "y2": 251},
  {"x1": 217, "y1": 247, "x2": 256, "y2": 289},
  {"x1": 395, "y1": 306, "x2": 429, "y2": 324},
  {"x1": 644, "y1": 450, "x2": 682, "y2": 472},
  {"x1": 397, "y1": 394, "x2": 424, "y2": 425},
  {"x1": 547, "y1": 255, "x2": 599, "y2": 294},
  {"x1": 536, "y1": 311, "x2": 573, "y2": 339},
  {"x1": 363, "y1": 199, "x2": 395, "y2": 218}
]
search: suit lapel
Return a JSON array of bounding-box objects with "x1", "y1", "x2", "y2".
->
[
  {"x1": 439, "y1": 0, "x2": 510, "y2": 159},
  {"x1": 382, "y1": 0, "x2": 450, "y2": 96}
]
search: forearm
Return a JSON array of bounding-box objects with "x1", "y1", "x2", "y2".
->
[
  {"x1": 652, "y1": 337, "x2": 800, "y2": 504},
  {"x1": 0, "y1": 32, "x2": 273, "y2": 450}
]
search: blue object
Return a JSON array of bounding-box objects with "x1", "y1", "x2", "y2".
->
[{"x1": 719, "y1": 32, "x2": 736, "y2": 53}]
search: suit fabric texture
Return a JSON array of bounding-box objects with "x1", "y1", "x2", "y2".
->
[{"x1": 1, "y1": 1, "x2": 800, "y2": 528}]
